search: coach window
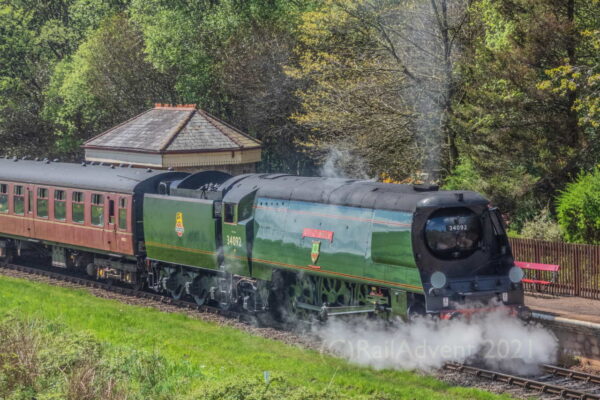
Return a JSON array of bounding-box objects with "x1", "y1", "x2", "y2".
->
[
  {"x1": 27, "y1": 188, "x2": 33, "y2": 214},
  {"x1": 36, "y1": 188, "x2": 48, "y2": 218},
  {"x1": 118, "y1": 198, "x2": 127, "y2": 230},
  {"x1": 54, "y1": 190, "x2": 66, "y2": 221},
  {"x1": 72, "y1": 192, "x2": 84, "y2": 223},
  {"x1": 0, "y1": 184, "x2": 8, "y2": 213},
  {"x1": 91, "y1": 194, "x2": 104, "y2": 227},
  {"x1": 14, "y1": 185, "x2": 24, "y2": 215}
]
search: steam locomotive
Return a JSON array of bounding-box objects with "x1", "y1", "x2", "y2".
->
[{"x1": 0, "y1": 158, "x2": 529, "y2": 320}]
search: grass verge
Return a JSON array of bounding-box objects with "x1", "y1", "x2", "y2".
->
[{"x1": 0, "y1": 275, "x2": 509, "y2": 399}]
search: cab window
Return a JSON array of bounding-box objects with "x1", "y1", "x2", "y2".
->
[
  {"x1": 224, "y1": 203, "x2": 235, "y2": 223},
  {"x1": 238, "y1": 199, "x2": 253, "y2": 221}
]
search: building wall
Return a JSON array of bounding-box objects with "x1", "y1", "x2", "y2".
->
[
  {"x1": 162, "y1": 148, "x2": 261, "y2": 168},
  {"x1": 84, "y1": 148, "x2": 261, "y2": 175},
  {"x1": 85, "y1": 149, "x2": 163, "y2": 167}
]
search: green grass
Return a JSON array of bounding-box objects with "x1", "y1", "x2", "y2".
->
[{"x1": 0, "y1": 275, "x2": 510, "y2": 399}]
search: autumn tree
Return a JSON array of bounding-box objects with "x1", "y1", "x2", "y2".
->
[{"x1": 288, "y1": 0, "x2": 470, "y2": 179}]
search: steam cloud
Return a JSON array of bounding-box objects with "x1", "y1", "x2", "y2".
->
[
  {"x1": 317, "y1": 310, "x2": 558, "y2": 375},
  {"x1": 320, "y1": 146, "x2": 371, "y2": 180}
]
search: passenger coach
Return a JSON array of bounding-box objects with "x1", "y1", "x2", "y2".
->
[{"x1": 0, "y1": 157, "x2": 184, "y2": 284}]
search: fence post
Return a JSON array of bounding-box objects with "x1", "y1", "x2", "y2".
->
[{"x1": 574, "y1": 246, "x2": 581, "y2": 297}]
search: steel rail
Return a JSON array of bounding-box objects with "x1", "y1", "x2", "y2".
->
[
  {"x1": 444, "y1": 363, "x2": 600, "y2": 399},
  {"x1": 543, "y1": 364, "x2": 600, "y2": 385}
]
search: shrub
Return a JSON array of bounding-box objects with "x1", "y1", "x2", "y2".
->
[
  {"x1": 0, "y1": 314, "x2": 187, "y2": 400},
  {"x1": 0, "y1": 319, "x2": 41, "y2": 397},
  {"x1": 557, "y1": 168, "x2": 600, "y2": 244},
  {"x1": 519, "y1": 208, "x2": 563, "y2": 242},
  {"x1": 442, "y1": 157, "x2": 485, "y2": 192},
  {"x1": 196, "y1": 375, "x2": 345, "y2": 400}
]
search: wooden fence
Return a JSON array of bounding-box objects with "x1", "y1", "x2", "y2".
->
[{"x1": 509, "y1": 238, "x2": 600, "y2": 299}]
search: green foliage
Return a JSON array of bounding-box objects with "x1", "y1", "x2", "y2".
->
[
  {"x1": 44, "y1": 13, "x2": 176, "y2": 155},
  {"x1": 520, "y1": 208, "x2": 563, "y2": 242},
  {"x1": 442, "y1": 158, "x2": 485, "y2": 192},
  {"x1": 0, "y1": 0, "x2": 599, "y2": 233},
  {"x1": 0, "y1": 275, "x2": 510, "y2": 400},
  {"x1": 455, "y1": 0, "x2": 600, "y2": 224},
  {"x1": 196, "y1": 375, "x2": 341, "y2": 400},
  {"x1": 538, "y1": 1, "x2": 600, "y2": 131},
  {"x1": 557, "y1": 169, "x2": 600, "y2": 244},
  {"x1": 289, "y1": 0, "x2": 468, "y2": 179},
  {"x1": 0, "y1": 0, "x2": 129, "y2": 158}
]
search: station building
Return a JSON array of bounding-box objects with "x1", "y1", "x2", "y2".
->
[{"x1": 83, "y1": 104, "x2": 262, "y2": 174}]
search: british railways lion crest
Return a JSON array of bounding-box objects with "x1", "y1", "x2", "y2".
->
[{"x1": 175, "y1": 212, "x2": 185, "y2": 237}]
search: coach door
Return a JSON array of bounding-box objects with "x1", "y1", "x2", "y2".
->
[
  {"x1": 24, "y1": 186, "x2": 35, "y2": 237},
  {"x1": 95, "y1": 193, "x2": 116, "y2": 253}
]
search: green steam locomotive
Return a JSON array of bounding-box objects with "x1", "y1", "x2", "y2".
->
[{"x1": 143, "y1": 170, "x2": 527, "y2": 320}]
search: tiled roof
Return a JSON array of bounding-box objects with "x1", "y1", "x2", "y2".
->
[{"x1": 84, "y1": 104, "x2": 261, "y2": 153}]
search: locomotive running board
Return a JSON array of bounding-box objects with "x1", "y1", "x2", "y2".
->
[{"x1": 295, "y1": 301, "x2": 376, "y2": 317}]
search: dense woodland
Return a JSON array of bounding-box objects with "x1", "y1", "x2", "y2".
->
[{"x1": 0, "y1": 0, "x2": 599, "y2": 241}]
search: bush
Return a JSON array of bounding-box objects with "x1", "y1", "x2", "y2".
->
[
  {"x1": 442, "y1": 158, "x2": 485, "y2": 192},
  {"x1": 196, "y1": 375, "x2": 343, "y2": 400},
  {"x1": 557, "y1": 169, "x2": 600, "y2": 244},
  {"x1": 0, "y1": 314, "x2": 192, "y2": 400},
  {"x1": 519, "y1": 208, "x2": 563, "y2": 242}
]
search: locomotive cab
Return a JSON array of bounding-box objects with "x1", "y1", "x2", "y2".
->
[{"x1": 411, "y1": 193, "x2": 525, "y2": 318}]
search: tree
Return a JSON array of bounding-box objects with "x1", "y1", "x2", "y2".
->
[
  {"x1": 454, "y1": 0, "x2": 599, "y2": 221},
  {"x1": 0, "y1": 0, "x2": 130, "y2": 158},
  {"x1": 130, "y1": 0, "x2": 316, "y2": 173},
  {"x1": 288, "y1": 0, "x2": 470, "y2": 179},
  {"x1": 538, "y1": 1, "x2": 600, "y2": 138},
  {"x1": 44, "y1": 14, "x2": 177, "y2": 157}
]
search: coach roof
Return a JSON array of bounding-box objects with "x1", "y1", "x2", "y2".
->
[{"x1": 0, "y1": 158, "x2": 186, "y2": 193}]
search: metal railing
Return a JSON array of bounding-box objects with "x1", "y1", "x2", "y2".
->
[{"x1": 509, "y1": 238, "x2": 600, "y2": 299}]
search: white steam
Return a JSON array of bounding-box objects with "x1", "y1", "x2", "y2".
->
[
  {"x1": 317, "y1": 310, "x2": 558, "y2": 375},
  {"x1": 320, "y1": 146, "x2": 371, "y2": 179}
]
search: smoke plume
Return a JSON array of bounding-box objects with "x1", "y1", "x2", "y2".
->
[{"x1": 317, "y1": 309, "x2": 557, "y2": 375}]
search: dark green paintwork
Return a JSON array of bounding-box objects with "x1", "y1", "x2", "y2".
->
[
  {"x1": 222, "y1": 219, "x2": 250, "y2": 275},
  {"x1": 143, "y1": 193, "x2": 424, "y2": 295},
  {"x1": 144, "y1": 194, "x2": 218, "y2": 269},
  {"x1": 251, "y1": 198, "x2": 424, "y2": 293}
]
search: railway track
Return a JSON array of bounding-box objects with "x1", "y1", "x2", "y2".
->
[{"x1": 444, "y1": 363, "x2": 600, "y2": 399}]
